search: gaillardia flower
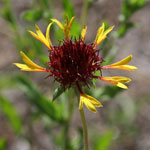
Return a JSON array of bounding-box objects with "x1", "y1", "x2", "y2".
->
[{"x1": 14, "y1": 17, "x2": 137, "y2": 113}]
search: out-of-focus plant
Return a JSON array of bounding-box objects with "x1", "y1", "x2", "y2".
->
[
  {"x1": 0, "y1": 138, "x2": 6, "y2": 150},
  {"x1": 93, "y1": 130, "x2": 114, "y2": 150},
  {"x1": 118, "y1": 0, "x2": 146, "y2": 37},
  {"x1": 0, "y1": 95, "x2": 23, "y2": 134}
]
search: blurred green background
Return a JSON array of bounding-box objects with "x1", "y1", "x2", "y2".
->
[{"x1": 0, "y1": 0, "x2": 150, "y2": 150}]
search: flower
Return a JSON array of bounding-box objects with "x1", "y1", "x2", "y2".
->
[{"x1": 14, "y1": 17, "x2": 138, "y2": 113}]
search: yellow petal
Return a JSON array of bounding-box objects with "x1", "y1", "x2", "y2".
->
[
  {"x1": 97, "y1": 25, "x2": 114, "y2": 45},
  {"x1": 94, "y1": 23, "x2": 105, "y2": 47},
  {"x1": 28, "y1": 30, "x2": 45, "y2": 44},
  {"x1": 81, "y1": 25, "x2": 87, "y2": 41},
  {"x1": 94, "y1": 23, "x2": 114, "y2": 48},
  {"x1": 13, "y1": 63, "x2": 31, "y2": 70},
  {"x1": 80, "y1": 93, "x2": 102, "y2": 113},
  {"x1": 103, "y1": 65, "x2": 138, "y2": 71},
  {"x1": 68, "y1": 16, "x2": 75, "y2": 29},
  {"x1": 51, "y1": 18, "x2": 64, "y2": 30},
  {"x1": 52, "y1": 17, "x2": 75, "y2": 39},
  {"x1": 83, "y1": 94, "x2": 102, "y2": 107},
  {"x1": 20, "y1": 51, "x2": 45, "y2": 70},
  {"x1": 111, "y1": 55, "x2": 132, "y2": 66},
  {"x1": 46, "y1": 22, "x2": 53, "y2": 49},
  {"x1": 35, "y1": 25, "x2": 46, "y2": 40},
  {"x1": 107, "y1": 76, "x2": 131, "y2": 83},
  {"x1": 121, "y1": 65, "x2": 138, "y2": 70},
  {"x1": 64, "y1": 16, "x2": 75, "y2": 39},
  {"x1": 117, "y1": 82, "x2": 128, "y2": 89},
  {"x1": 13, "y1": 63, "x2": 46, "y2": 72},
  {"x1": 102, "y1": 55, "x2": 138, "y2": 71},
  {"x1": 103, "y1": 25, "x2": 114, "y2": 37},
  {"x1": 28, "y1": 30, "x2": 49, "y2": 49},
  {"x1": 100, "y1": 76, "x2": 131, "y2": 89},
  {"x1": 35, "y1": 25, "x2": 50, "y2": 48},
  {"x1": 84, "y1": 99, "x2": 97, "y2": 113}
]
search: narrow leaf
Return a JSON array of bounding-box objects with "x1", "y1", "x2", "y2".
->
[
  {"x1": 0, "y1": 95, "x2": 22, "y2": 134},
  {"x1": 53, "y1": 85, "x2": 66, "y2": 101}
]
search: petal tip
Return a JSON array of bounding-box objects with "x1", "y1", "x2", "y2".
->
[
  {"x1": 134, "y1": 66, "x2": 138, "y2": 70},
  {"x1": 13, "y1": 63, "x2": 17, "y2": 66},
  {"x1": 20, "y1": 51, "x2": 24, "y2": 56}
]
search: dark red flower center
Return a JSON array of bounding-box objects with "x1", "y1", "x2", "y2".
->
[{"x1": 47, "y1": 39, "x2": 103, "y2": 87}]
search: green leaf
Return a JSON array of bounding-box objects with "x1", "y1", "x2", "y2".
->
[
  {"x1": 53, "y1": 85, "x2": 66, "y2": 101},
  {"x1": 100, "y1": 86, "x2": 122, "y2": 99},
  {"x1": 70, "y1": 19, "x2": 81, "y2": 38},
  {"x1": 93, "y1": 130, "x2": 114, "y2": 150},
  {"x1": 22, "y1": 9, "x2": 43, "y2": 21},
  {"x1": 1, "y1": 6, "x2": 16, "y2": 29},
  {"x1": 15, "y1": 75, "x2": 65, "y2": 123},
  {"x1": 0, "y1": 75, "x2": 16, "y2": 90},
  {"x1": 0, "y1": 138, "x2": 6, "y2": 150},
  {"x1": 118, "y1": 22, "x2": 134, "y2": 37},
  {"x1": 61, "y1": 0, "x2": 74, "y2": 18},
  {"x1": 121, "y1": 0, "x2": 146, "y2": 20},
  {"x1": 0, "y1": 95, "x2": 23, "y2": 134}
]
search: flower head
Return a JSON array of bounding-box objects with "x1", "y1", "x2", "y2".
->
[{"x1": 14, "y1": 17, "x2": 138, "y2": 113}]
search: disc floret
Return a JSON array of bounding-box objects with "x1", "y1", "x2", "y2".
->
[{"x1": 48, "y1": 39, "x2": 103, "y2": 87}]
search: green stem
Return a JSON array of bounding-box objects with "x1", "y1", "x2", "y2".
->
[
  {"x1": 64, "y1": 120, "x2": 70, "y2": 150},
  {"x1": 79, "y1": 108, "x2": 88, "y2": 150}
]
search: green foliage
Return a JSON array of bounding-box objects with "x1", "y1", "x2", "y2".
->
[
  {"x1": 0, "y1": 138, "x2": 6, "y2": 150},
  {"x1": 93, "y1": 130, "x2": 114, "y2": 150},
  {"x1": 122, "y1": 0, "x2": 146, "y2": 20},
  {"x1": 53, "y1": 85, "x2": 66, "y2": 101},
  {"x1": 0, "y1": 95, "x2": 23, "y2": 134},
  {"x1": 118, "y1": 0, "x2": 146, "y2": 37},
  {"x1": 118, "y1": 22, "x2": 134, "y2": 37},
  {"x1": 61, "y1": 0, "x2": 74, "y2": 18},
  {"x1": 1, "y1": 2, "x2": 16, "y2": 29},
  {"x1": 15, "y1": 75, "x2": 65, "y2": 123},
  {"x1": 22, "y1": 9, "x2": 43, "y2": 22},
  {"x1": 70, "y1": 20, "x2": 81, "y2": 38},
  {"x1": 0, "y1": 75, "x2": 16, "y2": 90},
  {"x1": 99, "y1": 86, "x2": 122, "y2": 100}
]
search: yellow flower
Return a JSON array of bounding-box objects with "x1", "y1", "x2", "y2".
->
[{"x1": 14, "y1": 17, "x2": 138, "y2": 113}]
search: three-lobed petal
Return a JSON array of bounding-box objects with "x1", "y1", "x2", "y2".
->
[
  {"x1": 100, "y1": 76, "x2": 131, "y2": 89},
  {"x1": 51, "y1": 16, "x2": 75, "y2": 39},
  {"x1": 102, "y1": 55, "x2": 138, "y2": 71},
  {"x1": 94, "y1": 23, "x2": 114, "y2": 48},
  {"x1": 28, "y1": 23, "x2": 53, "y2": 50},
  {"x1": 79, "y1": 93, "x2": 103, "y2": 113},
  {"x1": 13, "y1": 51, "x2": 46, "y2": 72}
]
